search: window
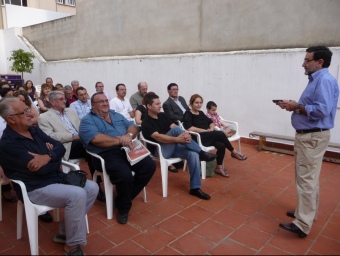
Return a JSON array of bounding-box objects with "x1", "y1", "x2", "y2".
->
[
  {"x1": 56, "y1": 0, "x2": 76, "y2": 6},
  {"x1": 1, "y1": 0, "x2": 27, "y2": 6}
]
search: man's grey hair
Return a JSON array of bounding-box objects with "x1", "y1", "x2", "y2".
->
[
  {"x1": 71, "y1": 80, "x2": 79, "y2": 86},
  {"x1": 48, "y1": 90, "x2": 64, "y2": 101},
  {"x1": 0, "y1": 97, "x2": 20, "y2": 119},
  {"x1": 64, "y1": 85, "x2": 73, "y2": 92}
]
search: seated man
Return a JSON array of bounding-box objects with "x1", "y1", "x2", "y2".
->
[
  {"x1": 141, "y1": 93, "x2": 216, "y2": 200},
  {"x1": 129, "y1": 81, "x2": 148, "y2": 111},
  {"x1": 38, "y1": 91, "x2": 105, "y2": 203},
  {"x1": 70, "y1": 87, "x2": 91, "y2": 119},
  {"x1": 79, "y1": 92, "x2": 156, "y2": 224},
  {"x1": 0, "y1": 97, "x2": 98, "y2": 255},
  {"x1": 64, "y1": 85, "x2": 78, "y2": 108},
  {"x1": 109, "y1": 83, "x2": 135, "y2": 123}
]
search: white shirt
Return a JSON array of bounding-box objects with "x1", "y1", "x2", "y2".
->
[{"x1": 109, "y1": 97, "x2": 134, "y2": 121}]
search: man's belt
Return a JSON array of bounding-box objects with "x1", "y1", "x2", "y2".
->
[{"x1": 296, "y1": 128, "x2": 329, "y2": 134}]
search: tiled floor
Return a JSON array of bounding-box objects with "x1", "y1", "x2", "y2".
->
[{"x1": 1, "y1": 143, "x2": 340, "y2": 255}]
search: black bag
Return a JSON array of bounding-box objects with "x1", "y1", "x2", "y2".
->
[{"x1": 63, "y1": 170, "x2": 87, "y2": 187}]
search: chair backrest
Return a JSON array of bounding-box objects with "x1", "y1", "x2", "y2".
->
[
  {"x1": 219, "y1": 117, "x2": 241, "y2": 142},
  {"x1": 139, "y1": 132, "x2": 166, "y2": 160}
]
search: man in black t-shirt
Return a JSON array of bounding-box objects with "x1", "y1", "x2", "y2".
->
[{"x1": 141, "y1": 93, "x2": 216, "y2": 200}]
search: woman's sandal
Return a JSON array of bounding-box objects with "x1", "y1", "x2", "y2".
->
[
  {"x1": 231, "y1": 151, "x2": 247, "y2": 160},
  {"x1": 214, "y1": 167, "x2": 229, "y2": 178}
]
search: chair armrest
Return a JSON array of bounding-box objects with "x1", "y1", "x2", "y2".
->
[{"x1": 61, "y1": 160, "x2": 80, "y2": 171}]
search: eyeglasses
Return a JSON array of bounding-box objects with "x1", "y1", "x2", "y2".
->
[
  {"x1": 9, "y1": 107, "x2": 32, "y2": 116},
  {"x1": 303, "y1": 59, "x2": 315, "y2": 63},
  {"x1": 54, "y1": 97, "x2": 66, "y2": 101},
  {"x1": 92, "y1": 100, "x2": 109, "y2": 104}
]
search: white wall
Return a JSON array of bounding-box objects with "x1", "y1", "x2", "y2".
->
[
  {"x1": 2, "y1": 29, "x2": 340, "y2": 145},
  {"x1": 5, "y1": 4, "x2": 72, "y2": 28}
]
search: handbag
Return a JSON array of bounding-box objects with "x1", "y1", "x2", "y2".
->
[{"x1": 63, "y1": 170, "x2": 87, "y2": 187}]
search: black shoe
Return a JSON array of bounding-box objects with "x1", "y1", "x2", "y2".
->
[
  {"x1": 39, "y1": 212, "x2": 53, "y2": 223},
  {"x1": 199, "y1": 151, "x2": 216, "y2": 162},
  {"x1": 279, "y1": 222, "x2": 307, "y2": 238},
  {"x1": 286, "y1": 210, "x2": 295, "y2": 218},
  {"x1": 172, "y1": 161, "x2": 184, "y2": 169},
  {"x1": 117, "y1": 212, "x2": 128, "y2": 224},
  {"x1": 97, "y1": 189, "x2": 106, "y2": 202},
  {"x1": 189, "y1": 188, "x2": 211, "y2": 200},
  {"x1": 168, "y1": 166, "x2": 178, "y2": 173}
]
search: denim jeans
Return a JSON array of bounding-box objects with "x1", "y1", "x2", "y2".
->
[{"x1": 160, "y1": 126, "x2": 202, "y2": 189}]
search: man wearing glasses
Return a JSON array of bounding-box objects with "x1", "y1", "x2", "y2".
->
[
  {"x1": 276, "y1": 46, "x2": 339, "y2": 238},
  {"x1": 163, "y1": 83, "x2": 190, "y2": 123},
  {"x1": 79, "y1": 92, "x2": 156, "y2": 225},
  {"x1": 38, "y1": 91, "x2": 104, "y2": 202},
  {"x1": 0, "y1": 97, "x2": 98, "y2": 255}
]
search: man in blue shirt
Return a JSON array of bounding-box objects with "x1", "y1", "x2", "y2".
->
[
  {"x1": 70, "y1": 87, "x2": 91, "y2": 119},
  {"x1": 79, "y1": 92, "x2": 156, "y2": 224},
  {"x1": 276, "y1": 46, "x2": 339, "y2": 238}
]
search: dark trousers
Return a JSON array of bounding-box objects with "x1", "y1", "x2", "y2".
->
[
  {"x1": 98, "y1": 148, "x2": 156, "y2": 214},
  {"x1": 69, "y1": 140, "x2": 97, "y2": 181},
  {"x1": 200, "y1": 131, "x2": 234, "y2": 165}
]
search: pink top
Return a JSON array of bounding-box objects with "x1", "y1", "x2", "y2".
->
[{"x1": 206, "y1": 112, "x2": 223, "y2": 128}]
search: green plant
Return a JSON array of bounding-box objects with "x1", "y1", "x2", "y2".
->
[{"x1": 8, "y1": 49, "x2": 35, "y2": 82}]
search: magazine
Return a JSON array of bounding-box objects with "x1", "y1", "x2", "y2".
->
[{"x1": 121, "y1": 139, "x2": 151, "y2": 165}]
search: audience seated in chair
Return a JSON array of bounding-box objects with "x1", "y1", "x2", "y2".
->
[
  {"x1": 183, "y1": 94, "x2": 247, "y2": 178},
  {"x1": 141, "y1": 93, "x2": 216, "y2": 200},
  {"x1": 0, "y1": 97, "x2": 98, "y2": 255},
  {"x1": 38, "y1": 91, "x2": 104, "y2": 203},
  {"x1": 79, "y1": 92, "x2": 156, "y2": 225}
]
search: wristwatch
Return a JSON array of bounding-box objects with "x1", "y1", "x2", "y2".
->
[
  {"x1": 295, "y1": 104, "x2": 301, "y2": 114},
  {"x1": 127, "y1": 133, "x2": 133, "y2": 138}
]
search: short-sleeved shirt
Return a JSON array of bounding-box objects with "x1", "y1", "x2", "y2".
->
[
  {"x1": 141, "y1": 112, "x2": 174, "y2": 143},
  {"x1": 183, "y1": 110, "x2": 212, "y2": 130},
  {"x1": 70, "y1": 99, "x2": 91, "y2": 119},
  {"x1": 130, "y1": 92, "x2": 143, "y2": 109},
  {"x1": 79, "y1": 109, "x2": 135, "y2": 154},
  {"x1": 109, "y1": 97, "x2": 134, "y2": 121}
]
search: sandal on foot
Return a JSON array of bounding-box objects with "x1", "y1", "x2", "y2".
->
[
  {"x1": 231, "y1": 151, "x2": 247, "y2": 160},
  {"x1": 63, "y1": 245, "x2": 84, "y2": 256},
  {"x1": 214, "y1": 167, "x2": 229, "y2": 177},
  {"x1": 53, "y1": 234, "x2": 66, "y2": 244}
]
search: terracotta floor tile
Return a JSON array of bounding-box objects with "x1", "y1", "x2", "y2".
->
[
  {"x1": 211, "y1": 208, "x2": 248, "y2": 228},
  {"x1": 229, "y1": 225, "x2": 273, "y2": 250},
  {"x1": 170, "y1": 232, "x2": 215, "y2": 255},
  {"x1": 246, "y1": 213, "x2": 281, "y2": 234},
  {"x1": 104, "y1": 239, "x2": 150, "y2": 255},
  {"x1": 193, "y1": 220, "x2": 233, "y2": 243},
  {"x1": 1, "y1": 143, "x2": 339, "y2": 255},
  {"x1": 310, "y1": 236, "x2": 340, "y2": 255},
  {"x1": 147, "y1": 199, "x2": 184, "y2": 218},
  {"x1": 209, "y1": 238, "x2": 256, "y2": 255},
  {"x1": 132, "y1": 227, "x2": 176, "y2": 252},
  {"x1": 270, "y1": 228, "x2": 314, "y2": 255},
  {"x1": 178, "y1": 204, "x2": 214, "y2": 224},
  {"x1": 157, "y1": 215, "x2": 197, "y2": 237},
  {"x1": 258, "y1": 244, "x2": 294, "y2": 255}
]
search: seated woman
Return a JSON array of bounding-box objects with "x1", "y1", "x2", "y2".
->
[
  {"x1": 37, "y1": 83, "x2": 53, "y2": 113},
  {"x1": 13, "y1": 90, "x2": 40, "y2": 125},
  {"x1": 183, "y1": 94, "x2": 247, "y2": 177},
  {"x1": 24, "y1": 80, "x2": 39, "y2": 102}
]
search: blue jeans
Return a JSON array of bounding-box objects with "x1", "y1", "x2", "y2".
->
[{"x1": 160, "y1": 126, "x2": 202, "y2": 189}]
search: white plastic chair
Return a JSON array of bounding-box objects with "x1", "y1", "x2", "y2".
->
[
  {"x1": 178, "y1": 121, "x2": 215, "y2": 179},
  {"x1": 12, "y1": 160, "x2": 89, "y2": 255},
  {"x1": 139, "y1": 132, "x2": 184, "y2": 197},
  {"x1": 86, "y1": 150, "x2": 147, "y2": 220},
  {"x1": 62, "y1": 158, "x2": 85, "y2": 173},
  {"x1": 217, "y1": 117, "x2": 242, "y2": 153}
]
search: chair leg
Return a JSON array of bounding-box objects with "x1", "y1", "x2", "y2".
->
[
  {"x1": 201, "y1": 161, "x2": 207, "y2": 179},
  {"x1": 143, "y1": 187, "x2": 147, "y2": 202},
  {"x1": 53, "y1": 209, "x2": 59, "y2": 222},
  {"x1": 16, "y1": 201, "x2": 24, "y2": 239},
  {"x1": 238, "y1": 139, "x2": 242, "y2": 153},
  {"x1": 103, "y1": 178, "x2": 113, "y2": 220},
  {"x1": 183, "y1": 160, "x2": 187, "y2": 171},
  {"x1": 160, "y1": 160, "x2": 168, "y2": 197},
  {"x1": 85, "y1": 214, "x2": 89, "y2": 234}
]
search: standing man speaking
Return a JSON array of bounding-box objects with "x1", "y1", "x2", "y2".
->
[{"x1": 276, "y1": 46, "x2": 339, "y2": 238}]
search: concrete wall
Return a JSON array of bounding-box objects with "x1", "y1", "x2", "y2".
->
[{"x1": 22, "y1": 0, "x2": 340, "y2": 61}]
